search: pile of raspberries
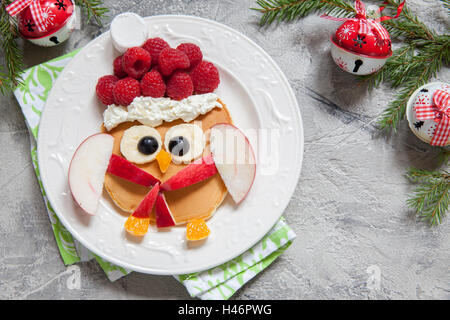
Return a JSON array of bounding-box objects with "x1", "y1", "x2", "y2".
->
[{"x1": 96, "y1": 37, "x2": 220, "y2": 106}]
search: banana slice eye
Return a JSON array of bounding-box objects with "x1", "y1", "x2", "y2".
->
[
  {"x1": 164, "y1": 124, "x2": 205, "y2": 164},
  {"x1": 120, "y1": 125, "x2": 162, "y2": 164},
  {"x1": 138, "y1": 136, "x2": 159, "y2": 155},
  {"x1": 168, "y1": 136, "x2": 190, "y2": 157}
]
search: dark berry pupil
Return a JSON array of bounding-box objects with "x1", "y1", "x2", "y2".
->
[
  {"x1": 168, "y1": 136, "x2": 190, "y2": 157},
  {"x1": 138, "y1": 136, "x2": 159, "y2": 155}
]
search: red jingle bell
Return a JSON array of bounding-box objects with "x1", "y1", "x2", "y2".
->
[
  {"x1": 334, "y1": 19, "x2": 391, "y2": 57},
  {"x1": 323, "y1": 0, "x2": 405, "y2": 75},
  {"x1": 11, "y1": 0, "x2": 76, "y2": 46}
]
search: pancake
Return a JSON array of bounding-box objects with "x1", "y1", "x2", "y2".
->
[{"x1": 103, "y1": 99, "x2": 232, "y2": 225}]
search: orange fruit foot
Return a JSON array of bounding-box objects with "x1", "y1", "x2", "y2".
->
[
  {"x1": 125, "y1": 215, "x2": 150, "y2": 236},
  {"x1": 186, "y1": 218, "x2": 210, "y2": 241}
]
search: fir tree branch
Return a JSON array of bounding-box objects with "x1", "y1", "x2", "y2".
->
[
  {"x1": 75, "y1": 0, "x2": 109, "y2": 26},
  {"x1": 252, "y1": 0, "x2": 355, "y2": 26},
  {"x1": 436, "y1": 147, "x2": 450, "y2": 166},
  {"x1": 0, "y1": 0, "x2": 23, "y2": 95},
  {"x1": 406, "y1": 168, "x2": 450, "y2": 225},
  {"x1": 372, "y1": 36, "x2": 449, "y2": 131},
  {"x1": 382, "y1": 0, "x2": 436, "y2": 41},
  {"x1": 440, "y1": 0, "x2": 450, "y2": 11}
]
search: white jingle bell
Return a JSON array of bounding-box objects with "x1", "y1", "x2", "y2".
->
[{"x1": 406, "y1": 82, "x2": 450, "y2": 146}]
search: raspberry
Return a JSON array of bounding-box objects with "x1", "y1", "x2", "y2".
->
[
  {"x1": 142, "y1": 37, "x2": 170, "y2": 66},
  {"x1": 122, "y1": 47, "x2": 152, "y2": 79},
  {"x1": 166, "y1": 71, "x2": 193, "y2": 101},
  {"x1": 158, "y1": 48, "x2": 190, "y2": 76},
  {"x1": 113, "y1": 77, "x2": 141, "y2": 106},
  {"x1": 176, "y1": 43, "x2": 203, "y2": 69},
  {"x1": 96, "y1": 75, "x2": 119, "y2": 105},
  {"x1": 113, "y1": 55, "x2": 127, "y2": 78},
  {"x1": 190, "y1": 61, "x2": 220, "y2": 94},
  {"x1": 140, "y1": 70, "x2": 166, "y2": 98}
]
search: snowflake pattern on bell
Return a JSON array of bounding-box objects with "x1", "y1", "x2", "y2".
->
[
  {"x1": 373, "y1": 33, "x2": 385, "y2": 49},
  {"x1": 337, "y1": 24, "x2": 355, "y2": 41},
  {"x1": 353, "y1": 35, "x2": 367, "y2": 48},
  {"x1": 54, "y1": 0, "x2": 67, "y2": 11},
  {"x1": 333, "y1": 56, "x2": 348, "y2": 72},
  {"x1": 416, "y1": 95, "x2": 429, "y2": 105},
  {"x1": 24, "y1": 19, "x2": 35, "y2": 32},
  {"x1": 41, "y1": 6, "x2": 56, "y2": 28}
]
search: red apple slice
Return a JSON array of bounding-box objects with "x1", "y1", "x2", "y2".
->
[
  {"x1": 131, "y1": 183, "x2": 160, "y2": 219},
  {"x1": 124, "y1": 183, "x2": 160, "y2": 236},
  {"x1": 155, "y1": 192, "x2": 176, "y2": 228},
  {"x1": 209, "y1": 123, "x2": 256, "y2": 204},
  {"x1": 107, "y1": 154, "x2": 160, "y2": 186},
  {"x1": 160, "y1": 154, "x2": 217, "y2": 191},
  {"x1": 68, "y1": 133, "x2": 114, "y2": 215}
]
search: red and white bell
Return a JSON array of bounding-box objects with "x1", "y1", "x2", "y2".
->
[
  {"x1": 330, "y1": 20, "x2": 392, "y2": 75},
  {"x1": 16, "y1": 0, "x2": 76, "y2": 47},
  {"x1": 334, "y1": 20, "x2": 392, "y2": 57},
  {"x1": 325, "y1": 0, "x2": 404, "y2": 75}
]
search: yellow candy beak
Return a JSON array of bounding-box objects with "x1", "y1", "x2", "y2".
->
[{"x1": 156, "y1": 149, "x2": 172, "y2": 174}]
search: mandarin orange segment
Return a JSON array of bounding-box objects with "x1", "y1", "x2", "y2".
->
[
  {"x1": 125, "y1": 215, "x2": 150, "y2": 236},
  {"x1": 156, "y1": 149, "x2": 172, "y2": 173},
  {"x1": 186, "y1": 218, "x2": 210, "y2": 241}
]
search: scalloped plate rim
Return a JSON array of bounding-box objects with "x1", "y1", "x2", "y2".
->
[{"x1": 37, "y1": 15, "x2": 304, "y2": 275}]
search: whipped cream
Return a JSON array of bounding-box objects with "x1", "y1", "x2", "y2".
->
[{"x1": 103, "y1": 93, "x2": 222, "y2": 131}]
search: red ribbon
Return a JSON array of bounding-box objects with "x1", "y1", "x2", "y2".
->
[
  {"x1": 322, "y1": 0, "x2": 405, "y2": 42},
  {"x1": 6, "y1": 0, "x2": 46, "y2": 32},
  {"x1": 415, "y1": 90, "x2": 450, "y2": 146}
]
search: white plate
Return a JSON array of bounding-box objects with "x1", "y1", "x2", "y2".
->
[{"x1": 37, "y1": 15, "x2": 304, "y2": 275}]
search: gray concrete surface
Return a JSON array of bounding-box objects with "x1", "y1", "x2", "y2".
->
[{"x1": 1, "y1": 0, "x2": 449, "y2": 300}]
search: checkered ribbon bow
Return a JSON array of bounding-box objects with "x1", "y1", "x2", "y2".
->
[
  {"x1": 415, "y1": 90, "x2": 450, "y2": 146},
  {"x1": 6, "y1": 0, "x2": 46, "y2": 32},
  {"x1": 321, "y1": 0, "x2": 405, "y2": 42}
]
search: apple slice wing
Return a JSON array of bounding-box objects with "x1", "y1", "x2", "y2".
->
[
  {"x1": 125, "y1": 183, "x2": 160, "y2": 236},
  {"x1": 160, "y1": 154, "x2": 217, "y2": 191},
  {"x1": 107, "y1": 154, "x2": 160, "y2": 186},
  {"x1": 210, "y1": 124, "x2": 256, "y2": 204},
  {"x1": 155, "y1": 192, "x2": 176, "y2": 228},
  {"x1": 68, "y1": 133, "x2": 114, "y2": 215}
]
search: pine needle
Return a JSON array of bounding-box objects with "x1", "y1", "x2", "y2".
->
[
  {"x1": 406, "y1": 168, "x2": 450, "y2": 225},
  {"x1": 440, "y1": 0, "x2": 450, "y2": 12},
  {"x1": 382, "y1": 0, "x2": 436, "y2": 41},
  {"x1": 436, "y1": 147, "x2": 450, "y2": 166},
  {"x1": 0, "y1": 0, "x2": 23, "y2": 95},
  {"x1": 75, "y1": 0, "x2": 109, "y2": 26},
  {"x1": 252, "y1": 0, "x2": 355, "y2": 26}
]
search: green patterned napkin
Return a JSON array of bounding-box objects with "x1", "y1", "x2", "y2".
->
[{"x1": 14, "y1": 51, "x2": 296, "y2": 299}]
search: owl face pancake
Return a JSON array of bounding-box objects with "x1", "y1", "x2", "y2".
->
[{"x1": 103, "y1": 100, "x2": 232, "y2": 225}]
